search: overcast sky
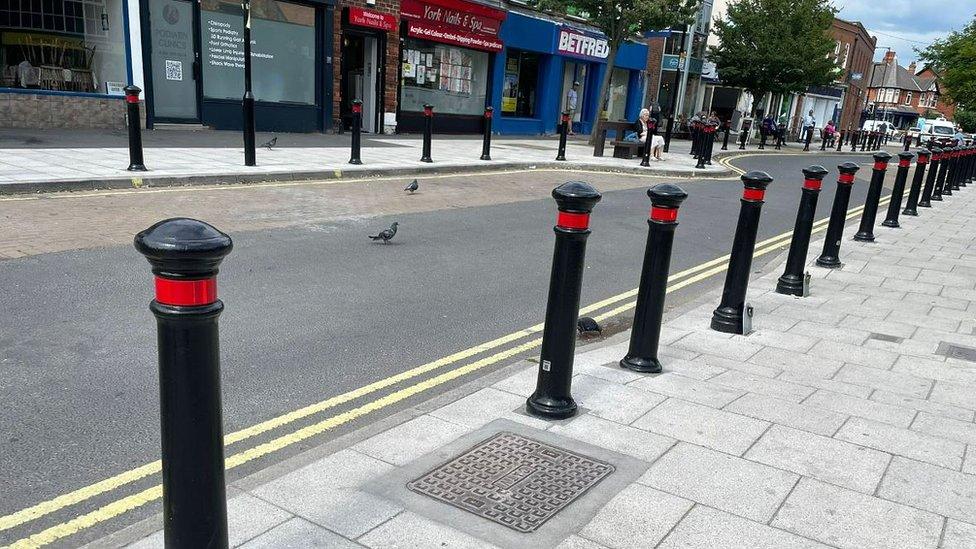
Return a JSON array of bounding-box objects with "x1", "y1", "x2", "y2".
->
[{"x1": 832, "y1": 0, "x2": 973, "y2": 66}]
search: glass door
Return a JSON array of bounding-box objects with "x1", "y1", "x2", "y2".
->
[{"x1": 148, "y1": 0, "x2": 200, "y2": 121}]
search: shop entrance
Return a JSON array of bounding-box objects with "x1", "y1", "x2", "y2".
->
[
  {"x1": 146, "y1": 0, "x2": 201, "y2": 122},
  {"x1": 341, "y1": 32, "x2": 382, "y2": 133},
  {"x1": 561, "y1": 61, "x2": 587, "y2": 130}
]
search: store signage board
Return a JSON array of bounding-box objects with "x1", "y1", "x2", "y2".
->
[
  {"x1": 406, "y1": 20, "x2": 503, "y2": 51},
  {"x1": 400, "y1": 0, "x2": 505, "y2": 36},
  {"x1": 349, "y1": 7, "x2": 397, "y2": 32},
  {"x1": 556, "y1": 28, "x2": 609, "y2": 61}
]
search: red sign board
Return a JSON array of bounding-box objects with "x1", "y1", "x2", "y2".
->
[
  {"x1": 401, "y1": 0, "x2": 506, "y2": 51},
  {"x1": 349, "y1": 7, "x2": 397, "y2": 32}
]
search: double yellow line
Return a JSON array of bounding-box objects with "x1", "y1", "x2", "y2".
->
[{"x1": 2, "y1": 194, "x2": 889, "y2": 549}]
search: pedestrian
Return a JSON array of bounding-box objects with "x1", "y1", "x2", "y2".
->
[
  {"x1": 565, "y1": 81, "x2": 579, "y2": 136},
  {"x1": 803, "y1": 109, "x2": 816, "y2": 141},
  {"x1": 824, "y1": 120, "x2": 836, "y2": 146},
  {"x1": 953, "y1": 128, "x2": 966, "y2": 146},
  {"x1": 630, "y1": 108, "x2": 666, "y2": 161}
]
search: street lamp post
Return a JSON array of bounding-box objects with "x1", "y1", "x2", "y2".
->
[
  {"x1": 242, "y1": 0, "x2": 256, "y2": 167},
  {"x1": 663, "y1": 25, "x2": 686, "y2": 153}
]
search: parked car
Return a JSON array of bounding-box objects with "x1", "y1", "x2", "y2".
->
[{"x1": 918, "y1": 118, "x2": 957, "y2": 147}]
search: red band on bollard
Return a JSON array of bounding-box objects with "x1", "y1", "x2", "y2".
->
[
  {"x1": 899, "y1": 159, "x2": 911, "y2": 168},
  {"x1": 918, "y1": 156, "x2": 929, "y2": 165},
  {"x1": 126, "y1": 94, "x2": 139, "y2": 104},
  {"x1": 743, "y1": 188, "x2": 765, "y2": 201},
  {"x1": 803, "y1": 178, "x2": 822, "y2": 190},
  {"x1": 352, "y1": 104, "x2": 362, "y2": 114},
  {"x1": 154, "y1": 276, "x2": 217, "y2": 306},
  {"x1": 649, "y1": 206, "x2": 678, "y2": 222},
  {"x1": 873, "y1": 161, "x2": 888, "y2": 170},
  {"x1": 839, "y1": 173, "x2": 855, "y2": 184},
  {"x1": 556, "y1": 211, "x2": 590, "y2": 229},
  {"x1": 485, "y1": 110, "x2": 492, "y2": 119}
]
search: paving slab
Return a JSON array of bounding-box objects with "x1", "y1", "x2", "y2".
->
[
  {"x1": 942, "y1": 520, "x2": 976, "y2": 549},
  {"x1": 658, "y1": 505, "x2": 830, "y2": 549},
  {"x1": 632, "y1": 398, "x2": 769, "y2": 456},
  {"x1": 577, "y1": 484, "x2": 693, "y2": 549},
  {"x1": 239, "y1": 518, "x2": 363, "y2": 548},
  {"x1": 628, "y1": 372, "x2": 745, "y2": 408},
  {"x1": 802, "y1": 389, "x2": 917, "y2": 427},
  {"x1": 724, "y1": 393, "x2": 847, "y2": 436},
  {"x1": 834, "y1": 416, "x2": 964, "y2": 469},
  {"x1": 879, "y1": 456, "x2": 976, "y2": 522}
]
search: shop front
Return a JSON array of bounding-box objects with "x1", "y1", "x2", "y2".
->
[
  {"x1": 491, "y1": 10, "x2": 645, "y2": 136},
  {"x1": 338, "y1": 6, "x2": 396, "y2": 133},
  {"x1": 139, "y1": 0, "x2": 334, "y2": 131},
  {"x1": 397, "y1": 0, "x2": 504, "y2": 133}
]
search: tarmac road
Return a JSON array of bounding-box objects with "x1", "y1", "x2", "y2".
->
[{"x1": 0, "y1": 151, "x2": 886, "y2": 546}]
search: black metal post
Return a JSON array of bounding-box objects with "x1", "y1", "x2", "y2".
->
[
  {"x1": 860, "y1": 130, "x2": 868, "y2": 152},
  {"x1": 242, "y1": 0, "x2": 255, "y2": 167},
  {"x1": 851, "y1": 129, "x2": 859, "y2": 152},
  {"x1": 555, "y1": 111, "x2": 569, "y2": 161},
  {"x1": 704, "y1": 122, "x2": 716, "y2": 165},
  {"x1": 882, "y1": 151, "x2": 914, "y2": 228},
  {"x1": 965, "y1": 147, "x2": 974, "y2": 186},
  {"x1": 721, "y1": 120, "x2": 731, "y2": 151},
  {"x1": 950, "y1": 147, "x2": 961, "y2": 192},
  {"x1": 933, "y1": 148, "x2": 951, "y2": 199},
  {"x1": 853, "y1": 152, "x2": 892, "y2": 242},
  {"x1": 776, "y1": 123, "x2": 785, "y2": 150},
  {"x1": 691, "y1": 120, "x2": 701, "y2": 157},
  {"x1": 903, "y1": 133, "x2": 911, "y2": 152},
  {"x1": 124, "y1": 85, "x2": 147, "y2": 172},
  {"x1": 816, "y1": 162, "x2": 860, "y2": 268},
  {"x1": 134, "y1": 218, "x2": 232, "y2": 549},
  {"x1": 921, "y1": 148, "x2": 943, "y2": 205},
  {"x1": 710, "y1": 171, "x2": 773, "y2": 334},
  {"x1": 776, "y1": 165, "x2": 828, "y2": 296},
  {"x1": 526, "y1": 182, "x2": 602, "y2": 419},
  {"x1": 836, "y1": 129, "x2": 844, "y2": 152},
  {"x1": 620, "y1": 184, "x2": 688, "y2": 373},
  {"x1": 663, "y1": 115, "x2": 674, "y2": 153},
  {"x1": 902, "y1": 149, "x2": 929, "y2": 216},
  {"x1": 738, "y1": 120, "x2": 749, "y2": 150},
  {"x1": 759, "y1": 126, "x2": 767, "y2": 150},
  {"x1": 349, "y1": 99, "x2": 363, "y2": 165},
  {"x1": 640, "y1": 120, "x2": 656, "y2": 167},
  {"x1": 803, "y1": 127, "x2": 813, "y2": 151},
  {"x1": 820, "y1": 129, "x2": 827, "y2": 151},
  {"x1": 420, "y1": 104, "x2": 433, "y2": 162},
  {"x1": 480, "y1": 106, "x2": 493, "y2": 161}
]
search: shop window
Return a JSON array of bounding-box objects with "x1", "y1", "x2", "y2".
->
[
  {"x1": 400, "y1": 36, "x2": 490, "y2": 116},
  {"x1": 200, "y1": 0, "x2": 315, "y2": 105},
  {"x1": 0, "y1": 0, "x2": 127, "y2": 93},
  {"x1": 501, "y1": 49, "x2": 539, "y2": 118},
  {"x1": 604, "y1": 67, "x2": 628, "y2": 121}
]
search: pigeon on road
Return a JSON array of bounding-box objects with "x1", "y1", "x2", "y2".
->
[
  {"x1": 369, "y1": 222, "x2": 398, "y2": 244},
  {"x1": 261, "y1": 136, "x2": 277, "y2": 150},
  {"x1": 404, "y1": 179, "x2": 419, "y2": 193},
  {"x1": 577, "y1": 316, "x2": 602, "y2": 335}
]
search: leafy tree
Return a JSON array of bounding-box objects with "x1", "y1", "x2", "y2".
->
[
  {"x1": 917, "y1": 17, "x2": 976, "y2": 109},
  {"x1": 530, "y1": 0, "x2": 699, "y2": 132},
  {"x1": 708, "y1": 0, "x2": 838, "y2": 115},
  {"x1": 955, "y1": 109, "x2": 976, "y2": 133}
]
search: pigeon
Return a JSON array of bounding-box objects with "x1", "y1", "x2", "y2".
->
[
  {"x1": 577, "y1": 316, "x2": 602, "y2": 335},
  {"x1": 404, "y1": 179, "x2": 419, "y2": 193},
  {"x1": 261, "y1": 136, "x2": 277, "y2": 150},
  {"x1": 369, "y1": 222, "x2": 398, "y2": 244}
]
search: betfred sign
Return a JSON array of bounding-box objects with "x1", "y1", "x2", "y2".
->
[
  {"x1": 349, "y1": 7, "x2": 397, "y2": 32},
  {"x1": 557, "y1": 28, "x2": 610, "y2": 61},
  {"x1": 400, "y1": 0, "x2": 506, "y2": 49}
]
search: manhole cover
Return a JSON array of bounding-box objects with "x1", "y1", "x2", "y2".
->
[
  {"x1": 407, "y1": 431, "x2": 615, "y2": 533},
  {"x1": 869, "y1": 332, "x2": 904, "y2": 343},
  {"x1": 936, "y1": 342, "x2": 976, "y2": 362}
]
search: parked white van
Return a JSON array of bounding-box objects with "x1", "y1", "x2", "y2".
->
[{"x1": 919, "y1": 118, "x2": 956, "y2": 146}]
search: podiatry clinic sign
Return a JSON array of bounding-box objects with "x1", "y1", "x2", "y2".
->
[{"x1": 556, "y1": 27, "x2": 609, "y2": 62}]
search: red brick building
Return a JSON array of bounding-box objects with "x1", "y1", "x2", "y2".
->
[
  {"x1": 867, "y1": 52, "x2": 955, "y2": 129},
  {"x1": 830, "y1": 18, "x2": 876, "y2": 131}
]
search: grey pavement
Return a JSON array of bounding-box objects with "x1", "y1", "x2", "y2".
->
[{"x1": 112, "y1": 167, "x2": 976, "y2": 547}]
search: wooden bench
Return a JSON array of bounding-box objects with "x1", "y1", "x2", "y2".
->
[
  {"x1": 611, "y1": 140, "x2": 642, "y2": 159},
  {"x1": 593, "y1": 120, "x2": 633, "y2": 157}
]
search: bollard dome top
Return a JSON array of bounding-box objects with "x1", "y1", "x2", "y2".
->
[
  {"x1": 741, "y1": 171, "x2": 773, "y2": 190},
  {"x1": 134, "y1": 218, "x2": 233, "y2": 279},
  {"x1": 802, "y1": 165, "x2": 829, "y2": 180},
  {"x1": 872, "y1": 151, "x2": 893, "y2": 163},
  {"x1": 553, "y1": 181, "x2": 602, "y2": 213},
  {"x1": 931, "y1": 147, "x2": 943, "y2": 154},
  {"x1": 123, "y1": 84, "x2": 141, "y2": 95},
  {"x1": 897, "y1": 151, "x2": 915, "y2": 162},
  {"x1": 647, "y1": 183, "x2": 687, "y2": 208},
  {"x1": 917, "y1": 148, "x2": 931, "y2": 158},
  {"x1": 838, "y1": 162, "x2": 860, "y2": 175}
]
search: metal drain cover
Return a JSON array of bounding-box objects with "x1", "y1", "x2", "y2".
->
[
  {"x1": 407, "y1": 431, "x2": 615, "y2": 533},
  {"x1": 937, "y1": 342, "x2": 976, "y2": 362}
]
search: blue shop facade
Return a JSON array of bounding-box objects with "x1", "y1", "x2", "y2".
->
[{"x1": 490, "y1": 10, "x2": 647, "y2": 135}]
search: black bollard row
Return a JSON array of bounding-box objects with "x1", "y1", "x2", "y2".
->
[
  {"x1": 711, "y1": 171, "x2": 773, "y2": 334},
  {"x1": 853, "y1": 152, "x2": 892, "y2": 242},
  {"x1": 620, "y1": 184, "x2": 687, "y2": 373},
  {"x1": 922, "y1": 148, "x2": 943, "y2": 205},
  {"x1": 135, "y1": 218, "x2": 232, "y2": 548},
  {"x1": 695, "y1": 123, "x2": 716, "y2": 169},
  {"x1": 124, "y1": 85, "x2": 147, "y2": 172},
  {"x1": 349, "y1": 99, "x2": 363, "y2": 165},
  {"x1": 420, "y1": 104, "x2": 434, "y2": 163},
  {"x1": 555, "y1": 111, "x2": 569, "y2": 161},
  {"x1": 881, "y1": 152, "x2": 914, "y2": 228},
  {"x1": 902, "y1": 149, "x2": 930, "y2": 216},
  {"x1": 816, "y1": 163, "x2": 860, "y2": 268},
  {"x1": 776, "y1": 166, "x2": 827, "y2": 296},
  {"x1": 480, "y1": 106, "x2": 493, "y2": 161},
  {"x1": 933, "y1": 148, "x2": 950, "y2": 200},
  {"x1": 526, "y1": 182, "x2": 602, "y2": 419}
]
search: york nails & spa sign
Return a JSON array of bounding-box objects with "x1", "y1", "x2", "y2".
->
[{"x1": 400, "y1": 0, "x2": 506, "y2": 51}]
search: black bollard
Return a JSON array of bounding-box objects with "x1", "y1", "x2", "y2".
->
[
  {"x1": 851, "y1": 129, "x2": 859, "y2": 152},
  {"x1": 420, "y1": 104, "x2": 434, "y2": 163},
  {"x1": 695, "y1": 123, "x2": 713, "y2": 169},
  {"x1": 480, "y1": 106, "x2": 493, "y2": 161},
  {"x1": 738, "y1": 124, "x2": 748, "y2": 150},
  {"x1": 691, "y1": 120, "x2": 702, "y2": 157},
  {"x1": 860, "y1": 130, "x2": 868, "y2": 152},
  {"x1": 922, "y1": 148, "x2": 943, "y2": 205},
  {"x1": 721, "y1": 120, "x2": 731, "y2": 151},
  {"x1": 134, "y1": 218, "x2": 232, "y2": 549},
  {"x1": 555, "y1": 111, "x2": 569, "y2": 161},
  {"x1": 820, "y1": 129, "x2": 828, "y2": 151},
  {"x1": 853, "y1": 151, "x2": 892, "y2": 242},
  {"x1": 710, "y1": 171, "x2": 773, "y2": 334},
  {"x1": 776, "y1": 123, "x2": 785, "y2": 150},
  {"x1": 881, "y1": 151, "x2": 914, "y2": 228},
  {"x1": 903, "y1": 134, "x2": 911, "y2": 152},
  {"x1": 349, "y1": 99, "x2": 363, "y2": 165},
  {"x1": 663, "y1": 115, "x2": 674, "y2": 153},
  {"x1": 704, "y1": 122, "x2": 716, "y2": 164},
  {"x1": 803, "y1": 127, "x2": 813, "y2": 151},
  {"x1": 759, "y1": 127, "x2": 767, "y2": 150},
  {"x1": 620, "y1": 184, "x2": 688, "y2": 373},
  {"x1": 640, "y1": 120, "x2": 656, "y2": 167},
  {"x1": 933, "y1": 148, "x2": 951, "y2": 199},
  {"x1": 124, "y1": 85, "x2": 147, "y2": 172},
  {"x1": 965, "y1": 147, "x2": 974, "y2": 186},
  {"x1": 836, "y1": 130, "x2": 844, "y2": 152},
  {"x1": 776, "y1": 165, "x2": 828, "y2": 296},
  {"x1": 902, "y1": 149, "x2": 930, "y2": 216},
  {"x1": 950, "y1": 147, "x2": 962, "y2": 191},
  {"x1": 816, "y1": 162, "x2": 860, "y2": 268},
  {"x1": 526, "y1": 182, "x2": 602, "y2": 419}
]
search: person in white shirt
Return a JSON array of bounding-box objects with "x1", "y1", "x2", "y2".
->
[{"x1": 566, "y1": 81, "x2": 579, "y2": 135}]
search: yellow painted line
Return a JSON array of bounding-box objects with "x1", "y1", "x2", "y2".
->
[{"x1": 1, "y1": 191, "x2": 889, "y2": 545}]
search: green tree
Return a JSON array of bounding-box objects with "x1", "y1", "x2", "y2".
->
[
  {"x1": 530, "y1": 0, "x2": 699, "y2": 132},
  {"x1": 917, "y1": 17, "x2": 976, "y2": 109},
  {"x1": 955, "y1": 109, "x2": 976, "y2": 133},
  {"x1": 707, "y1": 0, "x2": 838, "y2": 115}
]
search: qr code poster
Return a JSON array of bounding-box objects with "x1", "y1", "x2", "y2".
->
[{"x1": 165, "y1": 60, "x2": 183, "y2": 81}]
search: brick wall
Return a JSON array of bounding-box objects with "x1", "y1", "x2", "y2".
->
[
  {"x1": 0, "y1": 93, "x2": 132, "y2": 129},
  {"x1": 332, "y1": 1, "x2": 401, "y2": 131},
  {"x1": 644, "y1": 37, "x2": 665, "y2": 106}
]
